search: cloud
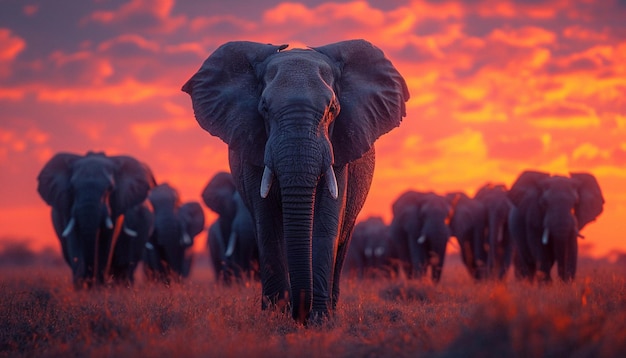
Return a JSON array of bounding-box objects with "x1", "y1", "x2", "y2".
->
[{"x1": 489, "y1": 26, "x2": 556, "y2": 47}]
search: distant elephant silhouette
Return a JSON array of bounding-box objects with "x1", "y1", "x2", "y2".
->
[
  {"x1": 37, "y1": 151, "x2": 156, "y2": 288},
  {"x1": 508, "y1": 170, "x2": 604, "y2": 282},
  {"x1": 143, "y1": 183, "x2": 205, "y2": 284},
  {"x1": 183, "y1": 39, "x2": 408, "y2": 323},
  {"x1": 202, "y1": 172, "x2": 259, "y2": 284},
  {"x1": 474, "y1": 183, "x2": 514, "y2": 280},
  {"x1": 344, "y1": 216, "x2": 398, "y2": 279},
  {"x1": 390, "y1": 191, "x2": 453, "y2": 283},
  {"x1": 446, "y1": 192, "x2": 486, "y2": 281}
]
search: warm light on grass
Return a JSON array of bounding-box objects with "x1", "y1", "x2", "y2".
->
[{"x1": 2, "y1": 256, "x2": 625, "y2": 356}]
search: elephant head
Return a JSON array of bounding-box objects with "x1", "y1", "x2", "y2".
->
[
  {"x1": 508, "y1": 170, "x2": 604, "y2": 281},
  {"x1": 37, "y1": 151, "x2": 155, "y2": 287},
  {"x1": 183, "y1": 40, "x2": 409, "y2": 322},
  {"x1": 145, "y1": 183, "x2": 205, "y2": 281}
]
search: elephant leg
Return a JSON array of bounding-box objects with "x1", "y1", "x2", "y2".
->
[
  {"x1": 556, "y1": 234, "x2": 577, "y2": 282},
  {"x1": 311, "y1": 168, "x2": 346, "y2": 319},
  {"x1": 332, "y1": 149, "x2": 374, "y2": 310}
]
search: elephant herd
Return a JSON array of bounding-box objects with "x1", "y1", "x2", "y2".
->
[
  {"x1": 37, "y1": 151, "x2": 261, "y2": 288},
  {"x1": 35, "y1": 39, "x2": 604, "y2": 325},
  {"x1": 345, "y1": 170, "x2": 605, "y2": 284}
]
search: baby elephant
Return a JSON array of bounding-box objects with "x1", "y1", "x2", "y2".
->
[{"x1": 143, "y1": 183, "x2": 205, "y2": 284}]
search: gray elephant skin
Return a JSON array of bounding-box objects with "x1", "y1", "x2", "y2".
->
[
  {"x1": 390, "y1": 191, "x2": 452, "y2": 283},
  {"x1": 474, "y1": 183, "x2": 513, "y2": 280},
  {"x1": 508, "y1": 170, "x2": 604, "y2": 282},
  {"x1": 446, "y1": 192, "x2": 486, "y2": 281},
  {"x1": 202, "y1": 172, "x2": 259, "y2": 284},
  {"x1": 183, "y1": 39, "x2": 409, "y2": 323},
  {"x1": 344, "y1": 216, "x2": 397, "y2": 279},
  {"x1": 37, "y1": 151, "x2": 156, "y2": 288},
  {"x1": 143, "y1": 183, "x2": 205, "y2": 284}
]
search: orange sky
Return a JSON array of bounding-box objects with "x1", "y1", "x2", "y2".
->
[{"x1": 1, "y1": 0, "x2": 625, "y2": 259}]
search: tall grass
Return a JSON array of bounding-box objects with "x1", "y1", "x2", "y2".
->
[{"x1": 1, "y1": 257, "x2": 625, "y2": 357}]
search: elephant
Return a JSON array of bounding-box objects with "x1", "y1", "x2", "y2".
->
[
  {"x1": 390, "y1": 191, "x2": 453, "y2": 283},
  {"x1": 507, "y1": 170, "x2": 604, "y2": 282},
  {"x1": 344, "y1": 216, "x2": 398, "y2": 279},
  {"x1": 202, "y1": 172, "x2": 259, "y2": 284},
  {"x1": 446, "y1": 192, "x2": 486, "y2": 281},
  {"x1": 182, "y1": 39, "x2": 409, "y2": 323},
  {"x1": 474, "y1": 183, "x2": 513, "y2": 280},
  {"x1": 37, "y1": 151, "x2": 156, "y2": 288},
  {"x1": 143, "y1": 183, "x2": 205, "y2": 284}
]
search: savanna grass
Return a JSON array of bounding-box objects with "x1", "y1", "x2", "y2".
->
[{"x1": 1, "y1": 258, "x2": 625, "y2": 357}]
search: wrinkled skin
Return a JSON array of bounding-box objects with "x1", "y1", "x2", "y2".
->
[
  {"x1": 143, "y1": 183, "x2": 205, "y2": 284},
  {"x1": 390, "y1": 191, "x2": 452, "y2": 283},
  {"x1": 446, "y1": 192, "x2": 486, "y2": 281},
  {"x1": 203, "y1": 172, "x2": 259, "y2": 284},
  {"x1": 183, "y1": 40, "x2": 409, "y2": 323},
  {"x1": 37, "y1": 151, "x2": 155, "y2": 288},
  {"x1": 474, "y1": 184, "x2": 513, "y2": 280},
  {"x1": 508, "y1": 170, "x2": 604, "y2": 282},
  {"x1": 344, "y1": 216, "x2": 397, "y2": 279}
]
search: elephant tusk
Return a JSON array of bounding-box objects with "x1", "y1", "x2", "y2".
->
[
  {"x1": 105, "y1": 216, "x2": 114, "y2": 229},
  {"x1": 182, "y1": 232, "x2": 192, "y2": 245},
  {"x1": 62, "y1": 217, "x2": 76, "y2": 237},
  {"x1": 578, "y1": 232, "x2": 586, "y2": 239},
  {"x1": 225, "y1": 232, "x2": 237, "y2": 258},
  {"x1": 418, "y1": 234, "x2": 426, "y2": 244},
  {"x1": 260, "y1": 166, "x2": 273, "y2": 198},
  {"x1": 542, "y1": 227, "x2": 549, "y2": 245},
  {"x1": 123, "y1": 226, "x2": 138, "y2": 237},
  {"x1": 145, "y1": 242, "x2": 154, "y2": 250},
  {"x1": 326, "y1": 166, "x2": 338, "y2": 199}
]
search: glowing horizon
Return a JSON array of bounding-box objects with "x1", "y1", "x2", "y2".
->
[{"x1": 1, "y1": 0, "x2": 625, "y2": 259}]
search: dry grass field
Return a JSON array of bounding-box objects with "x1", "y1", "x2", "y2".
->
[{"x1": 1, "y1": 254, "x2": 625, "y2": 357}]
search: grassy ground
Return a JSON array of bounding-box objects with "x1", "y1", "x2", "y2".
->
[{"x1": 1, "y1": 257, "x2": 625, "y2": 357}]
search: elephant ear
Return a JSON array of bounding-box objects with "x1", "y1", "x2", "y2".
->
[
  {"x1": 314, "y1": 39, "x2": 410, "y2": 165},
  {"x1": 110, "y1": 156, "x2": 155, "y2": 218},
  {"x1": 570, "y1": 172, "x2": 604, "y2": 230},
  {"x1": 37, "y1": 153, "x2": 81, "y2": 215},
  {"x1": 182, "y1": 41, "x2": 288, "y2": 166},
  {"x1": 507, "y1": 170, "x2": 550, "y2": 207},
  {"x1": 179, "y1": 202, "x2": 206, "y2": 238},
  {"x1": 201, "y1": 172, "x2": 236, "y2": 212}
]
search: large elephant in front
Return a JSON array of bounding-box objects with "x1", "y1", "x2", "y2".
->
[
  {"x1": 37, "y1": 151, "x2": 156, "y2": 288},
  {"x1": 508, "y1": 170, "x2": 604, "y2": 282},
  {"x1": 202, "y1": 172, "x2": 259, "y2": 284},
  {"x1": 183, "y1": 40, "x2": 409, "y2": 323},
  {"x1": 390, "y1": 191, "x2": 453, "y2": 283},
  {"x1": 344, "y1": 216, "x2": 397, "y2": 279},
  {"x1": 474, "y1": 183, "x2": 513, "y2": 280},
  {"x1": 143, "y1": 183, "x2": 205, "y2": 284},
  {"x1": 446, "y1": 192, "x2": 486, "y2": 281}
]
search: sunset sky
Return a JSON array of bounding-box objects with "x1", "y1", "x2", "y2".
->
[{"x1": 1, "y1": 0, "x2": 625, "y2": 259}]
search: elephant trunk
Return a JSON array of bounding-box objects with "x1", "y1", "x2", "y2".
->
[
  {"x1": 71, "y1": 201, "x2": 109, "y2": 286},
  {"x1": 486, "y1": 210, "x2": 502, "y2": 274},
  {"x1": 544, "y1": 207, "x2": 578, "y2": 281},
  {"x1": 280, "y1": 183, "x2": 316, "y2": 323}
]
